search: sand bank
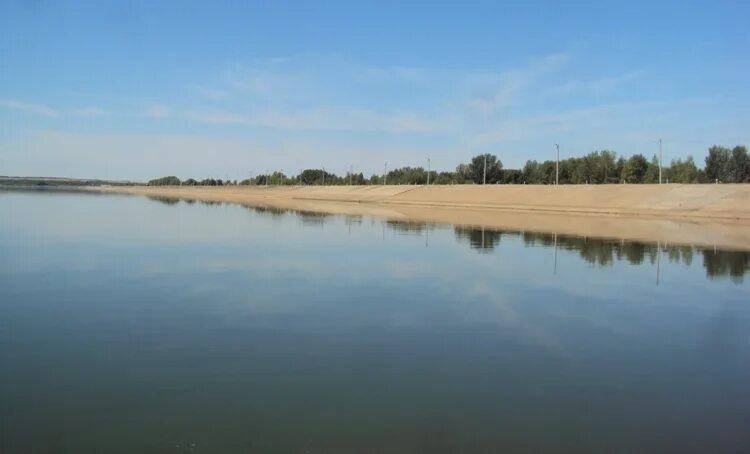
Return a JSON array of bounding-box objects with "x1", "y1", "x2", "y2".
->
[{"x1": 101, "y1": 184, "x2": 750, "y2": 250}]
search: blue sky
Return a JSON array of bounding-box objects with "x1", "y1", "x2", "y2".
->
[{"x1": 1, "y1": 0, "x2": 749, "y2": 180}]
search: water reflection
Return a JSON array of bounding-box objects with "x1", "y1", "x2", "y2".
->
[
  {"x1": 454, "y1": 226, "x2": 504, "y2": 251},
  {"x1": 146, "y1": 195, "x2": 180, "y2": 205},
  {"x1": 140, "y1": 195, "x2": 750, "y2": 282},
  {"x1": 386, "y1": 221, "x2": 747, "y2": 283},
  {"x1": 2, "y1": 190, "x2": 749, "y2": 453}
]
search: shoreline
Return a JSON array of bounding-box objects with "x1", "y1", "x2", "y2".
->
[{"x1": 93, "y1": 184, "x2": 750, "y2": 250}]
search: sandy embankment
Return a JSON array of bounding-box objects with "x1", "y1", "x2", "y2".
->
[{"x1": 102, "y1": 184, "x2": 750, "y2": 250}]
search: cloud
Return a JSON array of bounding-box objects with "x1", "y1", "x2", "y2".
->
[
  {"x1": 179, "y1": 106, "x2": 453, "y2": 133},
  {"x1": 0, "y1": 99, "x2": 59, "y2": 117},
  {"x1": 128, "y1": 52, "x2": 570, "y2": 135},
  {"x1": 551, "y1": 70, "x2": 645, "y2": 96},
  {"x1": 465, "y1": 52, "x2": 571, "y2": 116},
  {"x1": 9, "y1": 51, "x2": 740, "y2": 176}
]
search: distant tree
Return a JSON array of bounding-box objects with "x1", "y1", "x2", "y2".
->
[
  {"x1": 667, "y1": 157, "x2": 700, "y2": 183},
  {"x1": 455, "y1": 163, "x2": 472, "y2": 183},
  {"x1": 467, "y1": 154, "x2": 503, "y2": 184},
  {"x1": 622, "y1": 154, "x2": 649, "y2": 183},
  {"x1": 346, "y1": 172, "x2": 366, "y2": 185},
  {"x1": 428, "y1": 171, "x2": 452, "y2": 184},
  {"x1": 614, "y1": 157, "x2": 626, "y2": 183},
  {"x1": 522, "y1": 160, "x2": 541, "y2": 184},
  {"x1": 299, "y1": 169, "x2": 337, "y2": 185},
  {"x1": 148, "y1": 176, "x2": 181, "y2": 186},
  {"x1": 501, "y1": 169, "x2": 523, "y2": 184},
  {"x1": 644, "y1": 155, "x2": 661, "y2": 183},
  {"x1": 386, "y1": 166, "x2": 429, "y2": 185},
  {"x1": 595, "y1": 150, "x2": 618, "y2": 184},
  {"x1": 705, "y1": 146, "x2": 731, "y2": 182},
  {"x1": 728, "y1": 146, "x2": 749, "y2": 182}
]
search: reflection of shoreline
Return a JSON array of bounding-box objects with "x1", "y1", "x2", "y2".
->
[
  {"x1": 451, "y1": 226, "x2": 749, "y2": 282},
  {"x1": 122, "y1": 187, "x2": 750, "y2": 251},
  {"x1": 140, "y1": 194, "x2": 750, "y2": 282}
]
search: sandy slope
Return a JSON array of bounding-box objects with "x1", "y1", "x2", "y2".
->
[{"x1": 101, "y1": 184, "x2": 750, "y2": 249}]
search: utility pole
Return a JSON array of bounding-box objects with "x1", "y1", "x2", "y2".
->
[
  {"x1": 659, "y1": 138, "x2": 663, "y2": 184},
  {"x1": 384, "y1": 162, "x2": 387, "y2": 185},
  {"x1": 483, "y1": 155, "x2": 487, "y2": 185},
  {"x1": 427, "y1": 158, "x2": 431, "y2": 185},
  {"x1": 555, "y1": 144, "x2": 560, "y2": 186}
]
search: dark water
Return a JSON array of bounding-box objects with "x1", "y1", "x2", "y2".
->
[{"x1": 1, "y1": 190, "x2": 749, "y2": 453}]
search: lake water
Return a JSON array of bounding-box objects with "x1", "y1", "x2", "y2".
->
[{"x1": 1, "y1": 190, "x2": 749, "y2": 453}]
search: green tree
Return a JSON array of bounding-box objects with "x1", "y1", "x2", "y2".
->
[
  {"x1": 644, "y1": 155, "x2": 661, "y2": 183},
  {"x1": 467, "y1": 154, "x2": 503, "y2": 184},
  {"x1": 668, "y1": 157, "x2": 700, "y2": 183},
  {"x1": 705, "y1": 146, "x2": 731, "y2": 182},
  {"x1": 728, "y1": 146, "x2": 749, "y2": 182},
  {"x1": 622, "y1": 154, "x2": 649, "y2": 183},
  {"x1": 147, "y1": 176, "x2": 181, "y2": 186}
]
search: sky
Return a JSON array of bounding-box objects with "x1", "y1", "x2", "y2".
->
[{"x1": 1, "y1": 0, "x2": 749, "y2": 181}]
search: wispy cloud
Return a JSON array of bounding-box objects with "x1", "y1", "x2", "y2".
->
[
  {"x1": 0, "y1": 99, "x2": 59, "y2": 117},
  {"x1": 180, "y1": 106, "x2": 453, "y2": 133},
  {"x1": 132, "y1": 52, "x2": 571, "y2": 135},
  {"x1": 551, "y1": 70, "x2": 645, "y2": 96}
]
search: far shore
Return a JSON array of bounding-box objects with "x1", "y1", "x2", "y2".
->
[{"x1": 97, "y1": 184, "x2": 750, "y2": 250}]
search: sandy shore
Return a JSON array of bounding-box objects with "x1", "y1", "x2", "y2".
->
[{"x1": 101, "y1": 184, "x2": 750, "y2": 250}]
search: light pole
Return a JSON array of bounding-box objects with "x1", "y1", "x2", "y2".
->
[
  {"x1": 659, "y1": 138, "x2": 663, "y2": 184},
  {"x1": 555, "y1": 144, "x2": 560, "y2": 186},
  {"x1": 483, "y1": 155, "x2": 487, "y2": 185}
]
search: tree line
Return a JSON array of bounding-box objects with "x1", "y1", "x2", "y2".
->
[{"x1": 147, "y1": 144, "x2": 749, "y2": 186}]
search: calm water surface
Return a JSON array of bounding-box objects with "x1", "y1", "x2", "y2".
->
[{"x1": 1, "y1": 190, "x2": 749, "y2": 453}]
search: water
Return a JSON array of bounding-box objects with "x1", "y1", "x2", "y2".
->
[{"x1": 1, "y1": 190, "x2": 749, "y2": 453}]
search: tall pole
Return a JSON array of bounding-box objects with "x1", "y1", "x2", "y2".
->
[
  {"x1": 322, "y1": 167, "x2": 325, "y2": 186},
  {"x1": 349, "y1": 165, "x2": 353, "y2": 186},
  {"x1": 659, "y1": 138, "x2": 663, "y2": 184},
  {"x1": 384, "y1": 162, "x2": 387, "y2": 185},
  {"x1": 555, "y1": 144, "x2": 560, "y2": 186},
  {"x1": 427, "y1": 158, "x2": 431, "y2": 185},
  {"x1": 483, "y1": 155, "x2": 487, "y2": 185}
]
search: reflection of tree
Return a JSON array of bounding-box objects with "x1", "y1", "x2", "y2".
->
[
  {"x1": 200, "y1": 200, "x2": 223, "y2": 207},
  {"x1": 297, "y1": 212, "x2": 331, "y2": 226},
  {"x1": 454, "y1": 226, "x2": 503, "y2": 252},
  {"x1": 146, "y1": 195, "x2": 180, "y2": 205},
  {"x1": 387, "y1": 220, "x2": 430, "y2": 234},
  {"x1": 454, "y1": 225, "x2": 749, "y2": 281},
  {"x1": 702, "y1": 249, "x2": 750, "y2": 283},
  {"x1": 251, "y1": 206, "x2": 287, "y2": 218},
  {"x1": 667, "y1": 245, "x2": 694, "y2": 266}
]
